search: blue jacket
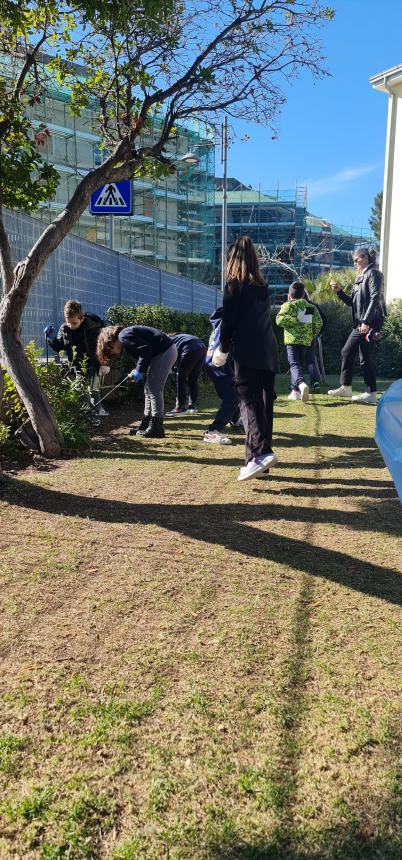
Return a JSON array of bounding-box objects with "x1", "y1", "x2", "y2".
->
[
  {"x1": 205, "y1": 308, "x2": 235, "y2": 378},
  {"x1": 118, "y1": 325, "x2": 173, "y2": 374},
  {"x1": 171, "y1": 333, "x2": 206, "y2": 357}
]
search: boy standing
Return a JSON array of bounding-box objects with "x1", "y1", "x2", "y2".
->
[
  {"x1": 276, "y1": 281, "x2": 323, "y2": 402},
  {"x1": 44, "y1": 300, "x2": 107, "y2": 414}
]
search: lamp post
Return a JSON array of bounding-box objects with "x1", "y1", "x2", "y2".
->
[{"x1": 180, "y1": 116, "x2": 228, "y2": 292}]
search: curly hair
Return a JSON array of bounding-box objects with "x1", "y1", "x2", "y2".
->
[{"x1": 96, "y1": 325, "x2": 123, "y2": 364}]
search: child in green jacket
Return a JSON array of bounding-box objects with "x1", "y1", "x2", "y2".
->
[{"x1": 276, "y1": 281, "x2": 323, "y2": 402}]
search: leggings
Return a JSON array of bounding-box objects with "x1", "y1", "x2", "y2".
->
[{"x1": 144, "y1": 343, "x2": 178, "y2": 417}]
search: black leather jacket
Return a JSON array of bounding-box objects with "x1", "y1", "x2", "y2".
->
[{"x1": 337, "y1": 264, "x2": 386, "y2": 329}]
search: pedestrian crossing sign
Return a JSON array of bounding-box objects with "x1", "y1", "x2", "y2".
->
[{"x1": 89, "y1": 180, "x2": 132, "y2": 215}]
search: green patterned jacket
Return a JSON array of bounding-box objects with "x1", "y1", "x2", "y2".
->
[{"x1": 276, "y1": 298, "x2": 323, "y2": 346}]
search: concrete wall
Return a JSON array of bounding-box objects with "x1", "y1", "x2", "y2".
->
[{"x1": 3, "y1": 210, "x2": 220, "y2": 346}]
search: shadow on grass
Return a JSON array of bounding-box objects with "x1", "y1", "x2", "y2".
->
[
  {"x1": 207, "y1": 817, "x2": 401, "y2": 859},
  {"x1": 273, "y1": 433, "x2": 380, "y2": 451},
  {"x1": 85, "y1": 444, "x2": 388, "y2": 472},
  {"x1": 1, "y1": 479, "x2": 401, "y2": 606}
]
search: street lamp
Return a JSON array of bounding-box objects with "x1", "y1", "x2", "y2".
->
[{"x1": 180, "y1": 116, "x2": 228, "y2": 292}]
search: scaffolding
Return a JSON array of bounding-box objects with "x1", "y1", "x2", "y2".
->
[
  {"x1": 1, "y1": 50, "x2": 216, "y2": 282},
  {"x1": 214, "y1": 182, "x2": 374, "y2": 300}
]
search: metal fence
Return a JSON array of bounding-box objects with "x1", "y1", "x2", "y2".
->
[{"x1": 3, "y1": 210, "x2": 221, "y2": 346}]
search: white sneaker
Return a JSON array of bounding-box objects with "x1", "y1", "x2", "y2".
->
[
  {"x1": 255, "y1": 452, "x2": 278, "y2": 471},
  {"x1": 299, "y1": 382, "x2": 310, "y2": 402},
  {"x1": 351, "y1": 392, "x2": 377, "y2": 405},
  {"x1": 238, "y1": 458, "x2": 266, "y2": 481},
  {"x1": 203, "y1": 431, "x2": 231, "y2": 445},
  {"x1": 327, "y1": 385, "x2": 352, "y2": 398},
  {"x1": 97, "y1": 406, "x2": 109, "y2": 417},
  {"x1": 288, "y1": 390, "x2": 300, "y2": 400}
]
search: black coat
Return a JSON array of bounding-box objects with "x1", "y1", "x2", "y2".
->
[
  {"x1": 219, "y1": 281, "x2": 279, "y2": 372},
  {"x1": 49, "y1": 312, "x2": 105, "y2": 372},
  {"x1": 337, "y1": 265, "x2": 386, "y2": 329}
]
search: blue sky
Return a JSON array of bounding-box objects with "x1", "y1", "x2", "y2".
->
[{"x1": 228, "y1": 0, "x2": 402, "y2": 230}]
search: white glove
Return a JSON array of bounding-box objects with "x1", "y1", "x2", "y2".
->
[
  {"x1": 99, "y1": 365, "x2": 111, "y2": 377},
  {"x1": 212, "y1": 347, "x2": 229, "y2": 367},
  {"x1": 297, "y1": 310, "x2": 313, "y2": 324}
]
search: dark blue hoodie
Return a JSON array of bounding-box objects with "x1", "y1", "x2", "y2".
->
[{"x1": 205, "y1": 307, "x2": 235, "y2": 378}]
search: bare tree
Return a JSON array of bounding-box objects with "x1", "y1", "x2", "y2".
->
[{"x1": 0, "y1": 0, "x2": 334, "y2": 455}]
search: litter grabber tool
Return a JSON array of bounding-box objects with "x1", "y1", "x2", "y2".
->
[{"x1": 89, "y1": 373, "x2": 131, "y2": 412}]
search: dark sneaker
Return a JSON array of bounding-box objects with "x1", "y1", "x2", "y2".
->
[
  {"x1": 313, "y1": 382, "x2": 321, "y2": 393},
  {"x1": 165, "y1": 407, "x2": 188, "y2": 417}
]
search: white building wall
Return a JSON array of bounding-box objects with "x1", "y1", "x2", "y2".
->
[
  {"x1": 371, "y1": 66, "x2": 402, "y2": 302},
  {"x1": 383, "y1": 81, "x2": 402, "y2": 300}
]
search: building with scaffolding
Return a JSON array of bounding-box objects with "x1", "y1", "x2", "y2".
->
[
  {"x1": 213, "y1": 180, "x2": 373, "y2": 302},
  {"x1": 1, "y1": 51, "x2": 215, "y2": 283}
]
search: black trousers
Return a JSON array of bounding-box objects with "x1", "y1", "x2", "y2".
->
[
  {"x1": 235, "y1": 363, "x2": 276, "y2": 465},
  {"x1": 340, "y1": 328, "x2": 376, "y2": 392},
  {"x1": 176, "y1": 347, "x2": 206, "y2": 407}
]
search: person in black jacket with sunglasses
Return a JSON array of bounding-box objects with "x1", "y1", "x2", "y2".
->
[{"x1": 328, "y1": 247, "x2": 386, "y2": 404}]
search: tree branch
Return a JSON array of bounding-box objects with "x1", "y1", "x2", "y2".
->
[{"x1": 0, "y1": 209, "x2": 14, "y2": 295}]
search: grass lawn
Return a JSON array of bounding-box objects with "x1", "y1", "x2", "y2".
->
[{"x1": 0, "y1": 375, "x2": 401, "y2": 859}]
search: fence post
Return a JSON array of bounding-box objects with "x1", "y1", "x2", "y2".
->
[
  {"x1": 191, "y1": 279, "x2": 195, "y2": 311},
  {"x1": 51, "y1": 249, "x2": 58, "y2": 326},
  {"x1": 116, "y1": 251, "x2": 121, "y2": 305},
  {"x1": 159, "y1": 269, "x2": 162, "y2": 305}
]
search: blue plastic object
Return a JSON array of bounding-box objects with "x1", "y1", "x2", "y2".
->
[
  {"x1": 375, "y1": 379, "x2": 402, "y2": 504},
  {"x1": 43, "y1": 324, "x2": 54, "y2": 338},
  {"x1": 129, "y1": 369, "x2": 144, "y2": 383}
]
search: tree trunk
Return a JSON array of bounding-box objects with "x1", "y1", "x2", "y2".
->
[
  {"x1": 0, "y1": 141, "x2": 140, "y2": 457},
  {"x1": 0, "y1": 295, "x2": 63, "y2": 458}
]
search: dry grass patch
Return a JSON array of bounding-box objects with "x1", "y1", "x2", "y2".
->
[{"x1": 0, "y1": 376, "x2": 401, "y2": 859}]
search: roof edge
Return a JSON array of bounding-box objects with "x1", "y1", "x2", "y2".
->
[{"x1": 370, "y1": 63, "x2": 402, "y2": 91}]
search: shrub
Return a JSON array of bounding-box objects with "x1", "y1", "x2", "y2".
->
[
  {"x1": 1, "y1": 343, "x2": 92, "y2": 450},
  {"x1": 377, "y1": 300, "x2": 402, "y2": 378},
  {"x1": 306, "y1": 268, "x2": 355, "y2": 303},
  {"x1": 107, "y1": 304, "x2": 211, "y2": 345},
  {"x1": 107, "y1": 296, "x2": 402, "y2": 384},
  {"x1": 0, "y1": 421, "x2": 11, "y2": 453},
  {"x1": 37, "y1": 361, "x2": 92, "y2": 449}
]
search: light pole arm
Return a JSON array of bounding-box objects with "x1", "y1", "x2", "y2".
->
[{"x1": 220, "y1": 116, "x2": 228, "y2": 293}]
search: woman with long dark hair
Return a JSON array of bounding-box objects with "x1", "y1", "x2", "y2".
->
[
  {"x1": 212, "y1": 235, "x2": 279, "y2": 481},
  {"x1": 328, "y1": 247, "x2": 386, "y2": 404}
]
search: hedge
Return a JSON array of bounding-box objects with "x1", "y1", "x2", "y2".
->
[
  {"x1": 108, "y1": 304, "x2": 211, "y2": 346},
  {"x1": 108, "y1": 300, "x2": 402, "y2": 380}
]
